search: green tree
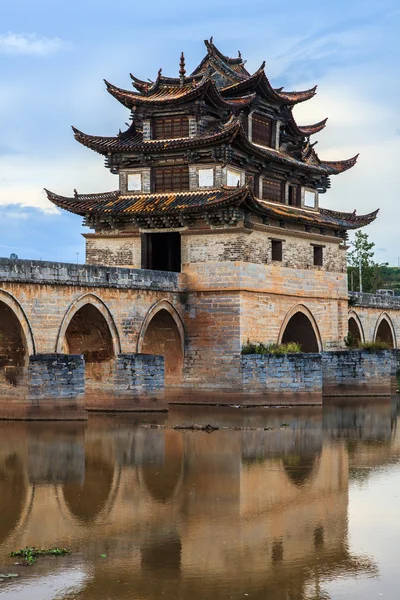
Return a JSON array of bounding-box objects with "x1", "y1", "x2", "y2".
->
[{"x1": 347, "y1": 231, "x2": 384, "y2": 293}]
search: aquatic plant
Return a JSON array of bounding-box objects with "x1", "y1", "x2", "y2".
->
[{"x1": 10, "y1": 547, "x2": 70, "y2": 564}]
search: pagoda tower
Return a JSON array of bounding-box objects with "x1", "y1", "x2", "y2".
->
[{"x1": 45, "y1": 39, "x2": 378, "y2": 391}]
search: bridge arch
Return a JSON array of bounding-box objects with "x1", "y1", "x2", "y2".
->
[
  {"x1": 56, "y1": 294, "x2": 121, "y2": 355},
  {"x1": 373, "y1": 313, "x2": 396, "y2": 348},
  {"x1": 137, "y1": 300, "x2": 185, "y2": 386},
  {"x1": 278, "y1": 304, "x2": 322, "y2": 352},
  {"x1": 347, "y1": 311, "x2": 364, "y2": 348},
  {"x1": 0, "y1": 290, "x2": 35, "y2": 387},
  {"x1": 56, "y1": 294, "x2": 121, "y2": 388}
]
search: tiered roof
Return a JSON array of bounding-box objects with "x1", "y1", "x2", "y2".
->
[
  {"x1": 45, "y1": 186, "x2": 378, "y2": 231},
  {"x1": 46, "y1": 38, "x2": 377, "y2": 233}
]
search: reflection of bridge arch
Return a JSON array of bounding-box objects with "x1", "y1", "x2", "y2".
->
[
  {"x1": 137, "y1": 300, "x2": 185, "y2": 386},
  {"x1": 282, "y1": 453, "x2": 321, "y2": 487},
  {"x1": 279, "y1": 304, "x2": 322, "y2": 352},
  {"x1": 140, "y1": 430, "x2": 184, "y2": 503},
  {"x1": 0, "y1": 453, "x2": 29, "y2": 544},
  {"x1": 348, "y1": 311, "x2": 364, "y2": 347},
  {"x1": 373, "y1": 313, "x2": 396, "y2": 348},
  {"x1": 59, "y1": 458, "x2": 121, "y2": 524}
]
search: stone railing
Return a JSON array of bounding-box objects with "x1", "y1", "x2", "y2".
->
[
  {"x1": 349, "y1": 291, "x2": 400, "y2": 310},
  {"x1": 0, "y1": 257, "x2": 184, "y2": 291}
]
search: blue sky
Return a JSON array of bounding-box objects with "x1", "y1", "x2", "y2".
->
[{"x1": 0, "y1": 0, "x2": 399, "y2": 264}]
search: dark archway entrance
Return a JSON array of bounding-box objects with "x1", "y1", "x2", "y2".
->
[
  {"x1": 375, "y1": 319, "x2": 394, "y2": 348},
  {"x1": 348, "y1": 317, "x2": 362, "y2": 348},
  {"x1": 63, "y1": 304, "x2": 115, "y2": 389},
  {"x1": 281, "y1": 312, "x2": 319, "y2": 353},
  {"x1": 0, "y1": 301, "x2": 27, "y2": 387},
  {"x1": 141, "y1": 309, "x2": 183, "y2": 386}
]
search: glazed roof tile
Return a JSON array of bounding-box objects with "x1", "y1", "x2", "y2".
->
[
  {"x1": 45, "y1": 188, "x2": 248, "y2": 216},
  {"x1": 45, "y1": 186, "x2": 378, "y2": 230}
]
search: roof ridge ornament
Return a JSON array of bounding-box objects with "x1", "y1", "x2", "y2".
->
[{"x1": 179, "y1": 52, "x2": 186, "y2": 86}]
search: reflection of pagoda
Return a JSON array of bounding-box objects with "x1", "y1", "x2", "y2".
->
[
  {"x1": 0, "y1": 411, "x2": 385, "y2": 600},
  {"x1": 45, "y1": 38, "x2": 377, "y2": 272}
]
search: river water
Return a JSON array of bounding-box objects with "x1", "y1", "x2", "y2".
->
[{"x1": 0, "y1": 399, "x2": 400, "y2": 599}]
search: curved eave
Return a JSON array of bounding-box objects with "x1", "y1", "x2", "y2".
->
[
  {"x1": 244, "y1": 193, "x2": 378, "y2": 230},
  {"x1": 129, "y1": 73, "x2": 153, "y2": 93},
  {"x1": 105, "y1": 77, "x2": 253, "y2": 110},
  {"x1": 320, "y1": 207, "x2": 379, "y2": 229},
  {"x1": 44, "y1": 187, "x2": 250, "y2": 218},
  {"x1": 320, "y1": 154, "x2": 359, "y2": 174},
  {"x1": 71, "y1": 118, "x2": 242, "y2": 156},
  {"x1": 287, "y1": 116, "x2": 328, "y2": 138},
  {"x1": 191, "y1": 39, "x2": 248, "y2": 80},
  {"x1": 221, "y1": 68, "x2": 317, "y2": 105},
  {"x1": 230, "y1": 124, "x2": 337, "y2": 176},
  {"x1": 44, "y1": 188, "x2": 120, "y2": 215},
  {"x1": 205, "y1": 39, "x2": 244, "y2": 66}
]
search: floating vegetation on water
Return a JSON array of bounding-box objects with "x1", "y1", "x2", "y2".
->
[
  {"x1": 0, "y1": 574, "x2": 19, "y2": 581},
  {"x1": 10, "y1": 547, "x2": 71, "y2": 564}
]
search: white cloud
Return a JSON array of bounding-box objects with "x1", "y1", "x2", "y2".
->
[
  {"x1": 0, "y1": 152, "x2": 117, "y2": 213},
  {"x1": 0, "y1": 32, "x2": 69, "y2": 56}
]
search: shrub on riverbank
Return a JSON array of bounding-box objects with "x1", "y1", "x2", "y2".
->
[
  {"x1": 358, "y1": 341, "x2": 390, "y2": 352},
  {"x1": 241, "y1": 341, "x2": 301, "y2": 355}
]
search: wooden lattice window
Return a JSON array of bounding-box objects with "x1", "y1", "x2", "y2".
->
[
  {"x1": 252, "y1": 114, "x2": 274, "y2": 147},
  {"x1": 153, "y1": 116, "x2": 189, "y2": 140},
  {"x1": 153, "y1": 166, "x2": 189, "y2": 192},
  {"x1": 262, "y1": 177, "x2": 283, "y2": 203}
]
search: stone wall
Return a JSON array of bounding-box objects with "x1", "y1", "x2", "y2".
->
[
  {"x1": 111, "y1": 353, "x2": 166, "y2": 411},
  {"x1": 240, "y1": 353, "x2": 322, "y2": 404},
  {"x1": 181, "y1": 228, "x2": 347, "y2": 272},
  {"x1": 85, "y1": 234, "x2": 141, "y2": 268},
  {"x1": 321, "y1": 350, "x2": 392, "y2": 397}
]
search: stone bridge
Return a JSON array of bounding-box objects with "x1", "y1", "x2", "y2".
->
[{"x1": 0, "y1": 258, "x2": 399, "y2": 417}]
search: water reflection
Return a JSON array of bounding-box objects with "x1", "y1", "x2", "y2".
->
[{"x1": 0, "y1": 399, "x2": 399, "y2": 599}]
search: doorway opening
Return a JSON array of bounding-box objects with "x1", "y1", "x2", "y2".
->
[{"x1": 141, "y1": 233, "x2": 181, "y2": 272}]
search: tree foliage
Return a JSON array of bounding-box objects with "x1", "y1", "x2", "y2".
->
[{"x1": 347, "y1": 231, "x2": 384, "y2": 293}]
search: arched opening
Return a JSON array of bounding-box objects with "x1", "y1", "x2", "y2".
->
[
  {"x1": 142, "y1": 430, "x2": 183, "y2": 503},
  {"x1": 348, "y1": 317, "x2": 362, "y2": 348},
  {"x1": 281, "y1": 311, "x2": 319, "y2": 353},
  {"x1": 375, "y1": 318, "x2": 395, "y2": 348},
  {"x1": 62, "y1": 304, "x2": 115, "y2": 390},
  {"x1": 63, "y1": 454, "x2": 114, "y2": 522},
  {"x1": 0, "y1": 300, "x2": 28, "y2": 387},
  {"x1": 141, "y1": 308, "x2": 184, "y2": 386}
]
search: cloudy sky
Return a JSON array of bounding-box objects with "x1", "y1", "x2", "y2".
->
[{"x1": 0, "y1": 0, "x2": 399, "y2": 264}]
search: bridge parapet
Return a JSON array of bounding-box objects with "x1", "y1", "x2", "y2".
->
[
  {"x1": 0, "y1": 258, "x2": 184, "y2": 291},
  {"x1": 349, "y1": 291, "x2": 400, "y2": 310}
]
